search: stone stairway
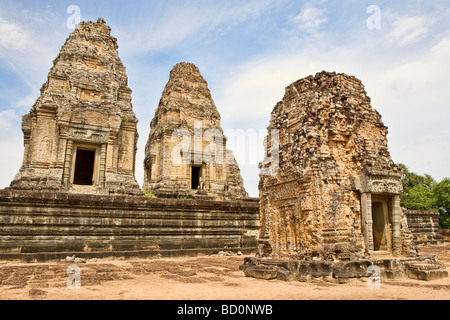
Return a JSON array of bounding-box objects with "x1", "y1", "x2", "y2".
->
[{"x1": 405, "y1": 261, "x2": 449, "y2": 281}]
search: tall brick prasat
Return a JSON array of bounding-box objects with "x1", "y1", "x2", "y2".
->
[
  {"x1": 143, "y1": 62, "x2": 248, "y2": 200},
  {"x1": 259, "y1": 71, "x2": 409, "y2": 259},
  {"x1": 10, "y1": 19, "x2": 141, "y2": 195}
]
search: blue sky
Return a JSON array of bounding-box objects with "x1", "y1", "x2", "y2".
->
[{"x1": 0, "y1": 0, "x2": 449, "y2": 197}]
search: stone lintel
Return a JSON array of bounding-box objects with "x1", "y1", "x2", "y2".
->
[{"x1": 36, "y1": 104, "x2": 58, "y2": 116}]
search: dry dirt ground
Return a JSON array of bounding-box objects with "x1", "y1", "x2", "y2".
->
[{"x1": 0, "y1": 244, "x2": 449, "y2": 300}]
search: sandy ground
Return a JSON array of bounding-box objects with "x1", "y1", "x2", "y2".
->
[{"x1": 0, "y1": 244, "x2": 449, "y2": 300}]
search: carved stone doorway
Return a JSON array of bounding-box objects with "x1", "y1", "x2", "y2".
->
[
  {"x1": 69, "y1": 143, "x2": 101, "y2": 187},
  {"x1": 361, "y1": 192, "x2": 401, "y2": 256},
  {"x1": 73, "y1": 149, "x2": 96, "y2": 186},
  {"x1": 191, "y1": 165, "x2": 202, "y2": 190},
  {"x1": 371, "y1": 200, "x2": 391, "y2": 252}
]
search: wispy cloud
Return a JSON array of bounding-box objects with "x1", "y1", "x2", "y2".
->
[
  {"x1": 0, "y1": 12, "x2": 59, "y2": 104},
  {"x1": 0, "y1": 109, "x2": 20, "y2": 130},
  {"x1": 117, "y1": 0, "x2": 283, "y2": 54},
  {"x1": 291, "y1": 5, "x2": 328, "y2": 32},
  {"x1": 0, "y1": 16, "x2": 32, "y2": 50},
  {"x1": 389, "y1": 15, "x2": 430, "y2": 47}
]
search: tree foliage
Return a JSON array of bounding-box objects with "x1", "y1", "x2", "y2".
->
[
  {"x1": 397, "y1": 164, "x2": 450, "y2": 229},
  {"x1": 433, "y1": 178, "x2": 450, "y2": 229}
]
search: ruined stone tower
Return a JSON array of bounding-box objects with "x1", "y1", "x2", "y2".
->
[
  {"x1": 144, "y1": 62, "x2": 248, "y2": 200},
  {"x1": 10, "y1": 19, "x2": 141, "y2": 195},
  {"x1": 259, "y1": 71, "x2": 406, "y2": 259}
]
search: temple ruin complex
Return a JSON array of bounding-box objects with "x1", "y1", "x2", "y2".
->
[
  {"x1": 0, "y1": 19, "x2": 258, "y2": 259},
  {"x1": 0, "y1": 19, "x2": 447, "y2": 282}
]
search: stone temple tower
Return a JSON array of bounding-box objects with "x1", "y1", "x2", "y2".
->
[
  {"x1": 144, "y1": 62, "x2": 248, "y2": 200},
  {"x1": 10, "y1": 19, "x2": 141, "y2": 195},
  {"x1": 259, "y1": 71, "x2": 407, "y2": 259}
]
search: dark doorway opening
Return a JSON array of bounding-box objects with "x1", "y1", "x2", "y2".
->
[
  {"x1": 191, "y1": 166, "x2": 201, "y2": 190},
  {"x1": 73, "y1": 149, "x2": 95, "y2": 185},
  {"x1": 372, "y1": 202, "x2": 388, "y2": 251}
]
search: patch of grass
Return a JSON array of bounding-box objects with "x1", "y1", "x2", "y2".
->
[
  {"x1": 120, "y1": 114, "x2": 130, "y2": 123},
  {"x1": 143, "y1": 191, "x2": 158, "y2": 199}
]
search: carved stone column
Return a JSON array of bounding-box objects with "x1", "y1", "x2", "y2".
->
[
  {"x1": 62, "y1": 139, "x2": 74, "y2": 186},
  {"x1": 361, "y1": 192, "x2": 374, "y2": 255},
  {"x1": 391, "y1": 194, "x2": 402, "y2": 255},
  {"x1": 98, "y1": 143, "x2": 107, "y2": 187}
]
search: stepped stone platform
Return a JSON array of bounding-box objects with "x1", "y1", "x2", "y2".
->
[
  {"x1": 404, "y1": 210, "x2": 445, "y2": 244},
  {"x1": 240, "y1": 255, "x2": 448, "y2": 283},
  {"x1": 0, "y1": 190, "x2": 259, "y2": 262}
]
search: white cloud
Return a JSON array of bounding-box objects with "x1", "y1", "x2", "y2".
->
[
  {"x1": 364, "y1": 35, "x2": 450, "y2": 180},
  {"x1": 0, "y1": 109, "x2": 20, "y2": 130},
  {"x1": 0, "y1": 135, "x2": 23, "y2": 189},
  {"x1": 0, "y1": 108, "x2": 22, "y2": 189},
  {"x1": 367, "y1": 36, "x2": 450, "y2": 126},
  {"x1": 388, "y1": 15, "x2": 429, "y2": 47},
  {"x1": 12, "y1": 89, "x2": 39, "y2": 110},
  {"x1": 291, "y1": 6, "x2": 327, "y2": 32},
  {"x1": 0, "y1": 12, "x2": 59, "y2": 103},
  {"x1": 0, "y1": 16, "x2": 32, "y2": 50}
]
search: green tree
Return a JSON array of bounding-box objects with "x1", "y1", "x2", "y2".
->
[
  {"x1": 397, "y1": 163, "x2": 449, "y2": 229},
  {"x1": 433, "y1": 178, "x2": 450, "y2": 229},
  {"x1": 398, "y1": 163, "x2": 436, "y2": 210},
  {"x1": 401, "y1": 184, "x2": 436, "y2": 210}
]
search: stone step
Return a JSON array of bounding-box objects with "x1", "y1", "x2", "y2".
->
[
  {"x1": 243, "y1": 265, "x2": 279, "y2": 280},
  {"x1": 382, "y1": 269, "x2": 406, "y2": 280},
  {"x1": 374, "y1": 251, "x2": 393, "y2": 259},
  {"x1": 407, "y1": 263, "x2": 442, "y2": 271},
  {"x1": 260, "y1": 259, "x2": 289, "y2": 266},
  {"x1": 374, "y1": 250, "x2": 391, "y2": 255},
  {"x1": 405, "y1": 260, "x2": 449, "y2": 281},
  {"x1": 407, "y1": 269, "x2": 449, "y2": 281}
]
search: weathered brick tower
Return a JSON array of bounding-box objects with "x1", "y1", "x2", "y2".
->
[
  {"x1": 10, "y1": 18, "x2": 141, "y2": 195},
  {"x1": 143, "y1": 62, "x2": 248, "y2": 200},
  {"x1": 241, "y1": 71, "x2": 447, "y2": 283},
  {"x1": 259, "y1": 71, "x2": 406, "y2": 259}
]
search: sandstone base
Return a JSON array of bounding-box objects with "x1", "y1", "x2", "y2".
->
[{"x1": 240, "y1": 255, "x2": 448, "y2": 283}]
